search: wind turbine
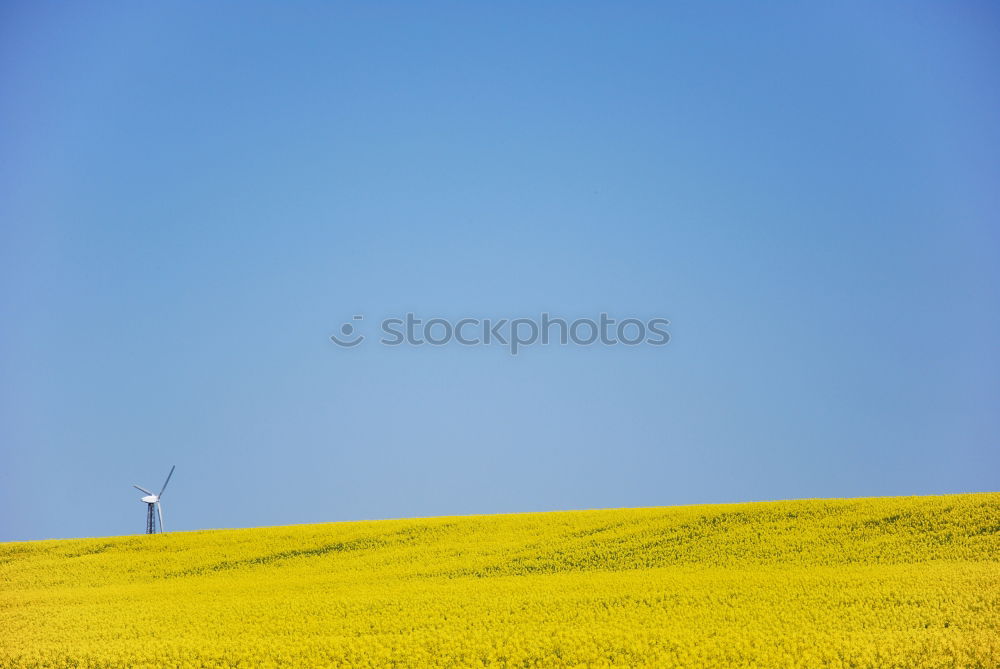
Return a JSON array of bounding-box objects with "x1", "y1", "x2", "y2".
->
[{"x1": 134, "y1": 466, "x2": 175, "y2": 534}]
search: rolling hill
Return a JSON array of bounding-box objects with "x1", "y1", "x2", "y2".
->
[{"x1": 2, "y1": 493, "x2": 998, "y2": 667}]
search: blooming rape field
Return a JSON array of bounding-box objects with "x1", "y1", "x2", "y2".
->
[{"x1": 1, "y1": 494, "x2": 998, "y2": 668}]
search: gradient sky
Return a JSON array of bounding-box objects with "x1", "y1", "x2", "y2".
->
[{"x1": 2, "y1": 2, "x2": 998, "y2": 541}]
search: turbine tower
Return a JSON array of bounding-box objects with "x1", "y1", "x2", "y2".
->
[{"x1": 133, "y1": 466, "x2": 175, "y2": 534}]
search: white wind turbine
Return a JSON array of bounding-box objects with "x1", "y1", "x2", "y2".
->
[{"x1": 133, "y1": 466, "x2": 175, "y2": 534}]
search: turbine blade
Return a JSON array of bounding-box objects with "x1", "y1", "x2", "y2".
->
[
  {"x1": 157, "y1": 502, "x2": 164, "y2": 533},
  {"x1": 133, "y1": 485, "x2": 153, "y2": 495},
  {"x1": 158, "y1": 465, "x2": 175, "y2": 498}
]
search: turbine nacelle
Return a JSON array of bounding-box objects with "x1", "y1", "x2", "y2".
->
[{"x1": 140, "y1": 495, "x2": 158, "y2": 504}]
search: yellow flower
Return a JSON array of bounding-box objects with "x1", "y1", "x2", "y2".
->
[{"x1": 1, "y1": 493, "x2": 998, "y2": 667}]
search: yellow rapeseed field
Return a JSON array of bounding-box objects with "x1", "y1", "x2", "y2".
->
[{"x1": 1, "y1": 494, "x2": 998, "y2": 668}]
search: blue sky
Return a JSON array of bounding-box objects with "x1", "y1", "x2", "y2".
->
[{"x1": 1, "y1": 2, "x2": 998, "y2": 541}]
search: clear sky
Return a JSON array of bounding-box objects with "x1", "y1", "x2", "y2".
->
[{"x1": 2, "y1": 2, "x2": 998, "y2": 541}]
